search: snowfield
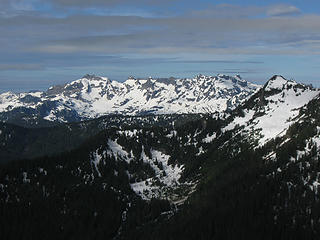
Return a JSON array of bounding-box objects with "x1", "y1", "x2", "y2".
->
[
  {"x1": 90, "y1": 137, "x2": 185, "y2": 201},
  {"x1": 224, "y1": 76, "x2": 320, "y2": 146},
  {"x1": 0, "y1": 74, "x2": 259, "y2": 123}
]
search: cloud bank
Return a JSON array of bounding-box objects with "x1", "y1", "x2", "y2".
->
[{"x1": 1, "y1": 1, "x2": 320, "y2": 91}]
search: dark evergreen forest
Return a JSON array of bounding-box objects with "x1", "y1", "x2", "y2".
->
[{"x1": 1, "y1": 96, "x2": 320, "y2": 240}]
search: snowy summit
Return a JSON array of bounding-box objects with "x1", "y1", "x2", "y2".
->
[{"x1": 0, "y1": 74, "x2": 259, "y2": 124}]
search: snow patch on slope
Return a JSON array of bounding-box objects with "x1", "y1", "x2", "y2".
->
[
  {"x1": 224, "y1": 77, "x2": 320, "y2": 146},
  {"x1": 202, "y1": 133, "x2": 217, "y2": 143},
  {"x1": 91, "y1": 150, "x2": 105, "y2": 177},
  {"x1": 130, "y1": 146, "x2": 183, "y2": 200},
  {"x1": 106, "y1": 139, "x2": 130, "y2": 163}
]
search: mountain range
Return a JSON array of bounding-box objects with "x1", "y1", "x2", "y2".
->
[
  {"x1": 0, "y1": 74, "x2": 258, "y2": 127},
  {"x1": 1, "y1": 74, "x2": 320, "y2": 240}
]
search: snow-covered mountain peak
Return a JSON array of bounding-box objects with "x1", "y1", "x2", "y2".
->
[
  {"x1": 76, "y1": 74, "x2": 111, "y2": 86},
  {"x1": 264, "y1": 75, "x2": 296, "y2": 91},
  {"x1": 0, "y1": 74, "x2": 260, "y2": 125},
  {"x1": 216, "y1": 74, "x2": 251, "y2": 87},
  {"x1": 225, "y1": 75, "x2": 320, "y2": 146},
  {"x1": 81, "y1": 74, "x2": 106, "y2": 81}
]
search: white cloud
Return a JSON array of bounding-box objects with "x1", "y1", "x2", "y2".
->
[
  {"x1": 1, "y1": 3, "x2": 320, "y2": 62},
  {"x1": 267, "y1": 4, "x2": 301, "y2": 16}
]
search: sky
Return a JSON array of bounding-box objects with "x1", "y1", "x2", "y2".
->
[{"x1": 1, "y1": 0, "x2": 320, "y2": 92}]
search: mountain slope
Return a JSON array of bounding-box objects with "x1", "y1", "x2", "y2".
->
[
  {"x1": 224, "y1": 75, "x2": 320, "y2": 146},
  {"x1": 0, "y1": 114, "x2": 223, "y2": 239},
  {"x1": 128, "y1": 76, "x2": 320, "y2": 240},
  {"x1": 0, "y1": 74, "x2": 259, "y2": 127},
  {"x1": 0, "y1": 114, "x2": 207, "y2": 163},
  {"x1": 1, "y1": 75, "x2": 320, "y2": 239}
]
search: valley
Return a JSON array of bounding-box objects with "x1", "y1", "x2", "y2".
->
[{"x1": 1, "y1": 75, "x2": 320, "y2": 239}]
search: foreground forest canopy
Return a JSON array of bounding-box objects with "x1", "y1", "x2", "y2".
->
[{"x1": 1, "y1": 76, "x2": 320, "y2": 239}]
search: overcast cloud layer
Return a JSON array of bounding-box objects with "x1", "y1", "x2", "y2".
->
[{"x1": 1, "y1": 0, "x2": 320, "y2": 92}]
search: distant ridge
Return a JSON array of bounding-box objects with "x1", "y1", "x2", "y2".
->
[{"x1": 0, "y1": 74, "x2": 259, "y2": 126}]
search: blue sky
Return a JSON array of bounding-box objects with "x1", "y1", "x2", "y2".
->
[{"x1": 1, "y1": 0, "x2": 320, "y2": 92}]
